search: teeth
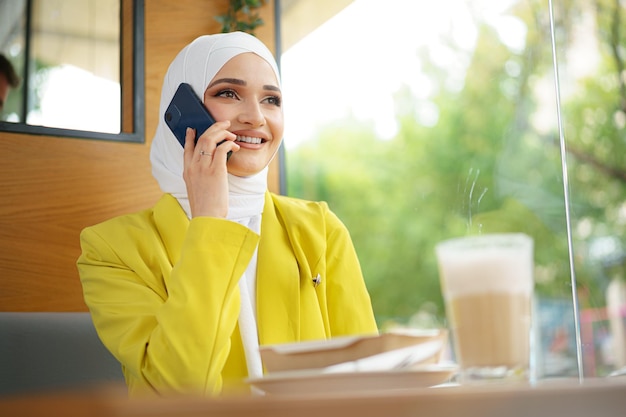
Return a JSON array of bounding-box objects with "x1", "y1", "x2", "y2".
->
[{"x1": 236, "y1": 135, "x2": 262, "y2": 144}]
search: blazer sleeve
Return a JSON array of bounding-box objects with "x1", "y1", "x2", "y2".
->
[{"x1": 77, "y1": 215, "x2": 259, "y2": 396}]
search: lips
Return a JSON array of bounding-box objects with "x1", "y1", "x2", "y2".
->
[{"x1": 236, "y1": 135, "x2": 264, "y2": 144}]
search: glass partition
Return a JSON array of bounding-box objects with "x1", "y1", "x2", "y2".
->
[
  {"x1": 280, "y1": 0, "x2": 624, "y2": 380},
  {"x1": 551, "y1": 0, "x2": 626, "y2": 378}
]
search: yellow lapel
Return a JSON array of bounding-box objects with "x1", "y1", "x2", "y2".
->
[{"x1": 256, "y1": 192, "x2": 301, "y2": 345}]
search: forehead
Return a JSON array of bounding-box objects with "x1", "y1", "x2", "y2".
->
[{"x1": 213, "y1": 53, "x2": 279, "y2": 86}]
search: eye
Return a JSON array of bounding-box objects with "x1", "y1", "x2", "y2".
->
[
  {"x1": 264, "y1": 95, "x2": 282, "y2": 107},
  {"x1": 215, "y1": 89, "x2": 238, "y2": 99}
]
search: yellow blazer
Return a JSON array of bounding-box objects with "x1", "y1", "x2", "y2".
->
[{"x1": 77, "y1": 192, "x2": 377, "y2": 397}]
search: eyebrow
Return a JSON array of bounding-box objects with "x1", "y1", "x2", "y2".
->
[{"x1": 208, "y1": 77, "x2": 281, "y2": 93}]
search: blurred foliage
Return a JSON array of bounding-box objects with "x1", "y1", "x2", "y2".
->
[
  {"x1": 285, "y1": 0, "x2": 626, "y2": 327},
  {"x1": 215, "y1": 0, "x2": 267, "y2": 35}
]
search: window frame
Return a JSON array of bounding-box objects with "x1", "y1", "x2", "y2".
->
[{"x1": 0, "y1": 0, "x2": 145, "y2": 143}]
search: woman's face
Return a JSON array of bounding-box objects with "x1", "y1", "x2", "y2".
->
[{"x1": 203, "y1": 52, "x2": 284, "y2": 177}]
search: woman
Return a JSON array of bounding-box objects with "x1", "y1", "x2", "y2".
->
[{"x1": 77, "y1": 31, "x2": 377, "y2": 398}]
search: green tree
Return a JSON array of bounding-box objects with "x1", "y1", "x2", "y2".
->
[{"x1": 286, "y1": 0, "x2": 625, "y2": 328}]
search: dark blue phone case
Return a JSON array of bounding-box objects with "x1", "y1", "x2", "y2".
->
[{"x1": 164, "y1": 83, "x2": 216, "y2": 147}]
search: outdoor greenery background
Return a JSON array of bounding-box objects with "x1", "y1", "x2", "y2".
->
[{"x1": 283, "y1": 0, "x2": 625, "y2": 376}]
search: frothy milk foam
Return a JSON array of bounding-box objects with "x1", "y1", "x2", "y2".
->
[{"x1": 438, "y1": 237, "x2": 533, "y2": 298}]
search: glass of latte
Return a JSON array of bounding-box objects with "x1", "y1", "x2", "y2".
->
[{"x1": 436, "y1": 233, "x2": 534, "y2": 383}]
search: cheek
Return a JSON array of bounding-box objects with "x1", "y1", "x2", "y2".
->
[
  {"x1": 267, "y1": 112, "x2": 285, "y2": 139},
  {"x1": 202, "y1": 96, "x2": 231, "y2": 121},
  {"x1": 205, "y1": 105, "x2": 232, "y2": 122}
]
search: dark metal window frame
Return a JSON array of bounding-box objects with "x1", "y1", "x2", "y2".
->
[{"x1": 0, "y1": 0, "x2": 145, "y2": 143}]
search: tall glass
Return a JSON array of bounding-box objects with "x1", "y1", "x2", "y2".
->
[{"x1": 436, "y1": 233, "x2": 534, "y2": 383}]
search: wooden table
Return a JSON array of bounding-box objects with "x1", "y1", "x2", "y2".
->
[{"x1": 2, "y1": 378, "x2": 626, "y2": 417}]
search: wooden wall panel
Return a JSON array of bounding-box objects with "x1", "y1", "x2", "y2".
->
[
  {"x1": 0, "y1": 133, "x2": 160, "y2": 311},
  {"x1": 0, "y1": 0, "x2": 278, "y2": 312}
]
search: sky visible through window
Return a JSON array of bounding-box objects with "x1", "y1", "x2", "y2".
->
[{"x1": 280, "y1": 0, "x2": 525, "y2": 149}]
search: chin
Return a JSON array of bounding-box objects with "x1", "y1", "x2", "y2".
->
[{"x1": 227, "y1": 158, "x2": 268, "y2": 178}]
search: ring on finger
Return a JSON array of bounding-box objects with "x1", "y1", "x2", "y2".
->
[{"x1": 199, "y1": 150, "x2": 212, "y2": 157}]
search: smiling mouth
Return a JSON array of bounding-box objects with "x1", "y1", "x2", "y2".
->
[{"x1": 236, "y1": 135, "x2": 264, "y2": 144}]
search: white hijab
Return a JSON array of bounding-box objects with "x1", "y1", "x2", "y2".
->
[{"x1": 150, "y1": 32, "x2": 282, "y2": 384}]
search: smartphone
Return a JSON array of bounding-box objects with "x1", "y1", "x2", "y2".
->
[{"x1": 164, "y1": 82, "x2": 231, "y2": 159}]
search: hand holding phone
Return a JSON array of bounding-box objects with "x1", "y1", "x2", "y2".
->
[{"x1": 164, "y1": 83, "x2": 232, "y2": 159}]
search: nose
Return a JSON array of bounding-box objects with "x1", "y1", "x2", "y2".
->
[{"x1": 237, "y1": 100, "x2": 266, "y2": 127}]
